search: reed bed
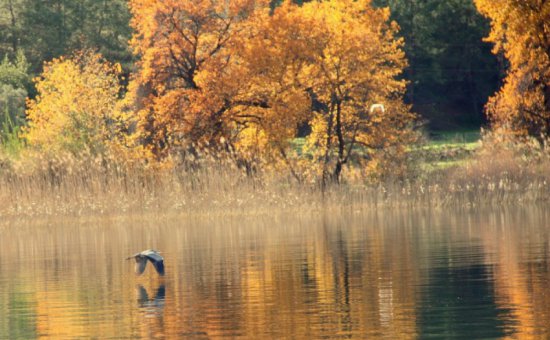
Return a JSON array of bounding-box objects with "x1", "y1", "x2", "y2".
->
[{"x1": 1, "y1": 145, "x2": 549, "y2": 219}]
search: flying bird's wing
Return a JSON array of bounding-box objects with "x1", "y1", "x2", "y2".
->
[
  {"x1": 143, "y1": 250, "x2": 165, "y2": 276},
  {"x1": 151, "y1": 258, "x2": 165, "y2": 275},
  {"x1": 134, "y1": 256, "x2": 147, "y2": 275},
  {"x1": 146, "y1": 256, "x2": 165, "y2": 276}
]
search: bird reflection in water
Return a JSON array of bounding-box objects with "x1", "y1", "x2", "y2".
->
[
  {"x1": 135, "y1": 283, "x2": 166, "y2": 338},
  {"x1": 136, "y1": 284, "x2": 166, "y2": 315}
]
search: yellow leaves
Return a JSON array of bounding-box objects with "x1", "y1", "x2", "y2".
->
[
  {"x1": 126, "y1": 0, "x2": 271, "y2": 155},
  {"x1": 235, "y1": 125, "x2": 268, "y2": 158},
  {"x1": 303, "y1": 112, "x2": 329, "y2": 157},
  {"x1": 124, "y1": 0, "x2": 415, "y2": 181},
  {"x1": 287, "y1": 0, "x2": 413, "y2": 181},
  {"x1": 23, "y1": 51, "x2": 122, "y2": 155},
  {"x1": 474, "y1": 0, "x2": 550, "y2": 136}
]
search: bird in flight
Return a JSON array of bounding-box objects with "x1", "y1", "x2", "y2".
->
[{"x1": 127, "y1": 249, "x2": 165, "y2": 276}]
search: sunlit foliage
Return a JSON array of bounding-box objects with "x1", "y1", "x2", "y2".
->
[
  {"x1": 126, "y1": 0, "x2": 270, "y2": 160},
  {"x1": 475, "y1": 0, "x2": 550, "y2": 137},
  {"x1": 292, "y1": 0, "x2": 416, "y2": 183},
  {"x1": 126, "y1": 0, "x2": 416, "y2": 182},
  {"x1": 23, "y1": 51, "x2": 122, "y2": 155}
]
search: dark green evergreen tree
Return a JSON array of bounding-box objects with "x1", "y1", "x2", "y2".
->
[
  {"x1": 0, "y1": 0, "x2": 24, "y2": 57},
  {"x1": 3, "y1": 0, "x2": 133, "y2": 72},
  {"x1": 373, "y1": 0, "x2": 500, "y2": 129}
]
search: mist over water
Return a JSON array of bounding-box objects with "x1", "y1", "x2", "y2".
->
[{"x1": 1, "y1": 207, "x2": 549, "y2": 339}]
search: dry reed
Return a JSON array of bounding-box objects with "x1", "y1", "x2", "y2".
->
[{"x1": 1, "y1": 137, "x2": 549, "y2": 219}]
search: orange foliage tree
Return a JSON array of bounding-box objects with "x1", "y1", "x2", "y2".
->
[
  {"x1": 293, "y1": 0, "x2": 415, "y2": 183},
  {"x1": 126, "y1": 0, "x2": 274, "y2": 160},
  {"x1": 126, "y1": 0, "x2": 416, "y2": 183},
  {"x1": 238, "y1": 0, "x2": 416, "y2": 183},
  {"x1": 475, "y1": 0, "x2": 550, "y2": 137},
  {"x1": 24, "y1": 52, "x2": 122, "y2": 154}
]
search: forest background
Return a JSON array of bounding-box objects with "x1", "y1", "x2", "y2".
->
[{"x1": 0, "y1": 0, "x2": 549, "y2": 215}]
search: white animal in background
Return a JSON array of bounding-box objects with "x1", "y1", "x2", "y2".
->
[{"x1": 369, "y1": 104, "x2": 385, "y2": 114}]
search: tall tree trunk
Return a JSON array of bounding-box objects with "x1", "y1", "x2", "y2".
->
[
  {"x1": 543, "y1": 83, "x2": 550, "y2": 133},
  {"x1": 8, "y1": 0, "x2": 17, "y2": 53},
  {"x1": 58, "y1": 0, "x2": 66, "y2": 52},
  {"x1": 321, "y1": 99, "x2": 335, "y2": 191},
  {"x1": 333, "y1": 99, "x2": 345, "y2": 183}
]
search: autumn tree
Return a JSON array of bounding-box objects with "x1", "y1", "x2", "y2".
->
[
  {"x1": 24, "y1": 51, "x2": 122, "y2": 154},
  {"x1": 235, "y1": 0, "x2": 416, "y2": 183},
  {"x1": 126, "y1": 0, "x2": 272, "y2": 160},
  {"x1": 475, "y1": 0, "x2": 550, "y2": 137},
  {"x1": 290, "y1": 0, "x2": 416, "y2": 183},
  {"x1": 226, "y1": 2, "x2": 322, "y2": 177},
  {"x1": 127, "y1": 0, "x2": 416, "y2": 183}
]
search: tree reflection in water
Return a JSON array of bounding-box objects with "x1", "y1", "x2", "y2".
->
[{"x1": 1, "y1": 208, "x2": 550, "y2": 338}]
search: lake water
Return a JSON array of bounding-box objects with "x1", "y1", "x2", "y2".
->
[{"x1": 1, "y1": 207, "x2": 549, "y2": 339}]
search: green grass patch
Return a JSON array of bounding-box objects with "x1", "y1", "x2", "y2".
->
[
  {"x1": 291, "y1": 137, "x2": 307, "y2": 156},
  {"x1": 420, "y1": 129, "x2": 481, "y2": 171}
]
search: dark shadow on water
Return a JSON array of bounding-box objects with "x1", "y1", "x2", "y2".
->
[{"x1": 418, "y1": 246, "x2": 514, "y2": 339}]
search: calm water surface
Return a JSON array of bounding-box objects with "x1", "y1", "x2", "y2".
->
[{"x1": 1, "y1": 207, "x2": 549, "y2": 339}]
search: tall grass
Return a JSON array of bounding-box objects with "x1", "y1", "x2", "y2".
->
[{"x1": 1, "y1": 134, "x2": 549, "y2": 219}]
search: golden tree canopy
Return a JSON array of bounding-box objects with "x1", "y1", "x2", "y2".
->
[
  {"x1": 24, "y1": 52, "x2": 122, "y2": 154},
  {"x1": 289, "y1": 0, "x2": 415, "y2": 182},
  {"x1": 126, "y1": 0, "x2": 416, "y2": 182},
  {"x1": 127, "y1": 0, "x2": 272, "y2": 158},
  {"x1": 475, "y1": 0, "x2": 550, "y2": 136}
]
